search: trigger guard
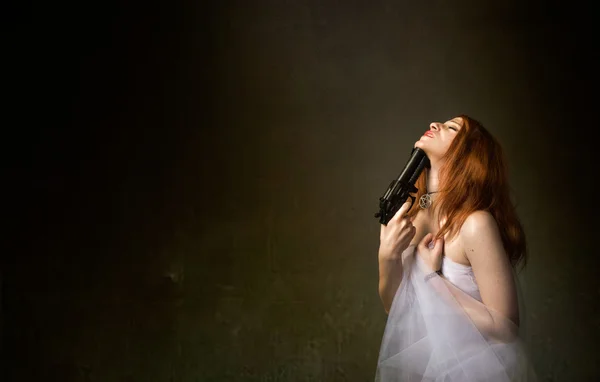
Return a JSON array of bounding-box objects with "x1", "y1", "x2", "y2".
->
[{"x1": 408, "y1": 195, "x2": 416, "y2": 210}]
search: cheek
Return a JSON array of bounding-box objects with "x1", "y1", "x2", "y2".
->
[{"x1": 442, "y1": 138, "x2": 455, "y2": 152}]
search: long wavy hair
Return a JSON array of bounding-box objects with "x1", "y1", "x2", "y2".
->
[{"x1": 407, "y1": 115, "x2": 527, "y2": 271}]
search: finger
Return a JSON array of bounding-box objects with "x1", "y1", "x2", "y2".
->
[
  {"x1": 432, "y1": 237, "x2": 445, "y2": 256},
  {"x1": 418, "y1": 232, "x2": 433, "y2": 249},
  {"x1": 393, "y1": 201, "x2": 412, "y2": 221},
  {"x1": 410, "y1": 225, "x2": 417, "y2": 238},
  {"x1": 397, "y1": 216, "x2": 411, "y2": 228},
  {"x1": 399, "y1": 200, "x2": 412, "y2": 215},
  {"x1": 403, "y1": 222, "x2": 416, "y2": 232}
]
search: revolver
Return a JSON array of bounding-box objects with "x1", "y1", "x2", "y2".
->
[{"x1": 374, "y1": 147, "x2": 430, "y2": 225}]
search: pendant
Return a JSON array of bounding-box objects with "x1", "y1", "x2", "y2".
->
[{"x1": 419, "y1": 193, "x2": 432, "y2": 209}]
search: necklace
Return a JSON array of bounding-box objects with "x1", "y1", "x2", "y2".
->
[{"x1": 419, "y1": 192, "x2": 438, "y2": 209}]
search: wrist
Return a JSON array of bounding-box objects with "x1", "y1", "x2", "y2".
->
[
  {"x1": 378, "y1": 249, "x2": 404, "y2": 263},
  {"x1": 424, "y1": 269, "x2": 443, "y2": 282}
]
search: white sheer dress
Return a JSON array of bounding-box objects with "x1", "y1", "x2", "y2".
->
[{"x1": 375, "y1": 244, "x2": 538, "y2": 381}]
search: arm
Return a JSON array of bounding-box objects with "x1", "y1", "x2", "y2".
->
[
  {"x1": 378, "y1": 201, "x2": 417, "y2": 314},
  {"x1": 379, "y1": 258, "x2": 402, "y2": 314},
  {"x1": 462, "y1": 211, "x2": 519, "y2": 324},
  {"x1": 379, "y1": 245, "x2": 414, "y2": 314},
  {"x1": 426, "y1": 211, "x2": 520, "y2": 342}
]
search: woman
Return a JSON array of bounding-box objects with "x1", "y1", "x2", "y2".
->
[{"x1": 375, "y1": 115, "x2": 538, "y2": 381}]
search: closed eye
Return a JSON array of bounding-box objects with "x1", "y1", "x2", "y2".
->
[{"x1": 444, "y1": 120, "x2": 461, "y2": 131}]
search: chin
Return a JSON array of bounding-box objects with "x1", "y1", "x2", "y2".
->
[{"x1": 414, "y1": 141, "x2": 431, "y2": 154}]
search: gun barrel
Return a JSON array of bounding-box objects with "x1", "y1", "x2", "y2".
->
[
  {"x1": 408, "y1": 155, "x2": 429, "y2": 184},
  {"x1": 396, "y1": 148, "x2": 429, "y2": 184}
]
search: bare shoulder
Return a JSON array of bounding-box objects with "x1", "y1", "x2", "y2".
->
[
  {"x1": 459, "y1": 210, "x2": 499, "y2": 239},
  {"x1": 459, "y1": 210, "x2": 519, "y2": 326},
  {"x1": 459, "y1": 210, "x2": 505, "y2": 263}
]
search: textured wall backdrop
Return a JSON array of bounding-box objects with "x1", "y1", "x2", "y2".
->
[{"x1": 5, "y1": 0, "x2": 598, "y2": 381}]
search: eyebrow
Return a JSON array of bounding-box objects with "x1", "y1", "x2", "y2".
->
[{"x1": 447, "y1": 120, "x2": 462, "y2": 129}]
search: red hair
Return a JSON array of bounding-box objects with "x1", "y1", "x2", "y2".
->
[{"x1": 407, "y1": 115, "x2": 528, "y2": 271}]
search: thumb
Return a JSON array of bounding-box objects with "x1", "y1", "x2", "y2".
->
[
  {"x1": 431, "y1": 237, "x2": 445, "y2": 255},
  {"x1": 418, "y1": 233, "x2": 433, "y2": 250}
]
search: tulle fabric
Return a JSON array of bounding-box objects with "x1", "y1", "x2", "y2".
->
[{"x1": 375, "y1": 245, "x2": 538, "y2": 382}]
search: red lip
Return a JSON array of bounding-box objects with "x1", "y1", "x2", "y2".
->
[{"x1": 424, "y1": 131, "x2": 434, "y2": 138}]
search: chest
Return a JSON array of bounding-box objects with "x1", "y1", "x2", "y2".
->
[{"x1": 410, "y1": 211, "x2": 470, "y2": 267}]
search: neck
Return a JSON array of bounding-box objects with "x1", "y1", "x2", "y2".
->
[
  {"x1": 426, "y1": 164, "x2": 441, "y2": 193},
  {"x1": 423, "y1": 165, "x2": 443, "y2": 219}
]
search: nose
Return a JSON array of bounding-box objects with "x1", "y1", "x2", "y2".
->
[{"x1": 429, "y1": 122, "x2": 440, "y2": 131}]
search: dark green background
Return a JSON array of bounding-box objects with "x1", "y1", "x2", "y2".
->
[{"x1": 4, "y1": 0, "x2": 598, "y2": 381}]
